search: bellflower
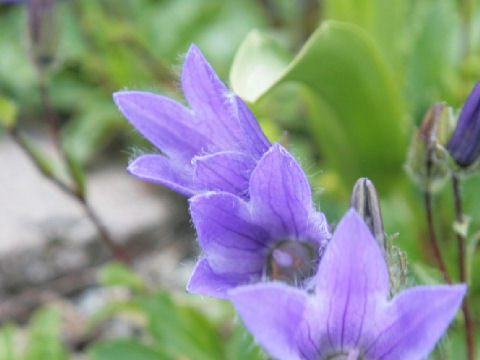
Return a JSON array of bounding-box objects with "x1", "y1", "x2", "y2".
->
[
  {"x1": 114, "y1": 44, "x2": 270, "y2": 197},
  {"x1": 187, "y1": 143, "x2": 331, "y2": 299},
  {"x1": 447, "y1": 79, "x2": 480, "y2": 167},
  {"x1": 230, "y1": 209, "x2": 466, "y2": 360}
]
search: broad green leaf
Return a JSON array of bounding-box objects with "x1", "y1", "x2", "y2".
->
[
  {"x1": 98, "y1": 262, "x2": 146, "y2": 292},
  {"x1": 23, "y1": 307, "x2": 68, "y2": 360},
  {"x1": 322, "y1": 0, "x2": 408, "y2": 68},
  {"x1": 405, "y1": 0, "x2": 459, "y2": 117},
  {"x1": 88, "y1": 340, "x2": 171, "y2": 360},
  {"x1": 230, "y1": 30, "x2": 291, "y2": 103},
  {"x1": 231, "y1": 22, "x2": 408, "y2": 189},
  {"x1": 140, "y1": 291, "x2": 225, "y2": 360}
]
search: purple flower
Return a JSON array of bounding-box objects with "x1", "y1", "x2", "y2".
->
[
  {"x1": 447, "y1": 79, "x2": 480, "y2": 167},
  {"x1": 186, "y1": 143, "x2": 331, "y2": 299},
  {"x1": 230, "y1": 209, "x2": 466, "y2": 360},
  {"x1": 114, "y1": 45, "x2": 270, "y2": 197}
]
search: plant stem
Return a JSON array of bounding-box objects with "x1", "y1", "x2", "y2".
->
[
  {"x1": 424, "y1": 190, "x2": 452, "y2": 284},
  {"x1": 452, "y1": 174, "x2": 476, "y2": 360},
  {"x1": 8, "y1": 128, "x2": 131, "y2": 265},
  {"x1": 39, "y1": 79, "x2": 62, "y2": 152}
]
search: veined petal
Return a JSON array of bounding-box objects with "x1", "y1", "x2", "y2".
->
[
  {"x1": 229, "y1": 283, "x2": 307, "y2": 360},
  {"x1": 189, "y1": 192, "x2": 269, "y2": 275},
  {"x1": 113, "y1": 91, "x2": 211, "y2": 160},
  {"x1": 249, "y1": 143, "x2": 314, "y2": 239},
  {"x1": 232, "y1": 95, "x2": 271, "y2": 158},
  {"x1": 192, "y1": 151, "x2": 256, "y2": 197},
  {"x1": 315, "y1": 209, "x2": 389, "y2": 351},
  {"x1": 447, "y1": 80, "x2": 480, "y2": 166},
  {"x1": 127, "y1": 154, "x2": 196, "y2": 196},
  {"x1": 187, "y1": 258, "x2": 251, "y2": 299},
  {"x1": 181, "y1": 44, "x2": 246, "y2": 151},
  {"x1": 365, "y1": 284, "x2": 466, "y2": 360}
]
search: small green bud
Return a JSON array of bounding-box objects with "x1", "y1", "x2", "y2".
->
[
  {"x1": 27, "y1": 0, "x2": 59, "y2": 74},
  {"x1": 405, "y1": 102, "x2": 454, "y2": 192}
]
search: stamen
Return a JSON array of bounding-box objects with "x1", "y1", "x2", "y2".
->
[{"x1": 266, "y1": 240, "x2": 317, "y2": 285}]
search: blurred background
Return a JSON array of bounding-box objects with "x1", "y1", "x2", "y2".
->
[{"x1": 0, "y1": 0, "x2": 479, "y2": 359}]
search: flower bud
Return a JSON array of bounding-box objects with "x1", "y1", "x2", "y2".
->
[
  {"x1": 405, "y1": 102, "x2": 454, "y2": 192},
  {"x1": 350, "y1": 177, "x2": 386, "y2": 255},
  {"x1": 447, "y1": 79, "x2": 480, "y2": 168},
  {"x1": 27, "y1": 0, "x2": 59, "y2": 74}
]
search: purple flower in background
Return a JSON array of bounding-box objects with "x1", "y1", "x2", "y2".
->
[
  {"x1": 230, "y1": 209, "x2": 466, "y2": 360},
  {"x1": 187, "y1": 143, "x2": 331, "y2": 299},
  {"x1": 447, "y1": 78, "x2": 480, "y2": 167},
  {"x1": 114, "y1": 45, "x2": 270, "y2": 197}
]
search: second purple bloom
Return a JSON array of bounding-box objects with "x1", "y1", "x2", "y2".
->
[{"x1": 187, "y1": 143, "x2": 331, "y2": 299}]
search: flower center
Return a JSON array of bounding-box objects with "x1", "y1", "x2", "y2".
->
[
  {"x1": 326, "y1": 349, "x2": 361, "y2": 360},
  {"x1": 266, "y1": 240, "x2": 317, "y2": 285}
]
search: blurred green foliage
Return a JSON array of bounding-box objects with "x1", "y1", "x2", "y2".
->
[
  {"x1": 1, "y1": 0, "x2": 480, "y2": 358},
  {"x1": 89, "y1": 263, "x2": 265, "y2": 360}
]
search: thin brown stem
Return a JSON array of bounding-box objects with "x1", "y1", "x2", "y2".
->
[
  {"x1": 8, "y1": 128, "x2": 131, "y2": 265},
  {"x1": 424, "y1": 190, "x2": 452, "y2": 284},
  {"x1": 39, "y1": 80, "x2": 61, "y2": 152},
  {"x1": 452, "y1": 175, "x2": 476, "y2": 360}
]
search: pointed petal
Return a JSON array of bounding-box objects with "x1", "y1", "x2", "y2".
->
[
  {"x1": 186, "y1": 258, "x2": 246, "y2": 299},
  {"x1": 189, "y1": 192, "x2": 269, "y2": 276},
  {"x1": 314, "y1": 209, "x2": 389, "y2": 351},
  {"x1": 365, "y1": 284, "x2": 466, "y2": 360},
  {"x1": 113, "y1": 91, "x2": 210, "y2": 160},
  {"x1": 229, "y1": 283, "x2": 307, "y2": 360},
  {"x1": 232, "y1": 95, "x2": 270, "y2": 158},
  {"x1": 193, "y1": 151, "x2": 256, "y2": 197},
  {"x1": 181, "y1": 45, "x2": 245, "y2": 150},
  {"x1": 127, "y1": 154, "x2": 196, "y2": 196},
  {"x1": 447, "y1": 79, "x2": 480, "y2": 166},
  {"x1": 249, "y1": 143, "x2": 314, "y2": 239}
]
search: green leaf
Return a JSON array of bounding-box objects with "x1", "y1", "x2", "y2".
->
[
  {"x1": 0, "y1": 95, "x2": 17, "y2": 129},
  {"x1": 88, "y1": 339, "x2": 170, "y2": 360},
  {"x1": 231, "y1": 22, "x2": 408, "y2": 189},
  {"x1": 20, "y1": 134, "x2": 55, "y2": 178},
  {"x1": 226, "y1": 321, "x2": 264, "y2": 360},
  {"x1": 65, "y1": 147, "x2": 87, "y2": 198},
  {"x1": 140, "y1": 291, "x2": 225, "y2": 360},
  {"x1": 322, "y1": 0, "x2": 408, "y2": 68},
  {"x1": 98, "y1": 262, "x2": 146, "y2": 292},
  {"x1": 0, "y1": 324, "x2": 18, "y2": 360},
  {"x1": 230, "y1": 30, "x2": 291, "y2": 103},
  {"x1": 24, "y1": 307, "x2": 68, "y2": 360}
]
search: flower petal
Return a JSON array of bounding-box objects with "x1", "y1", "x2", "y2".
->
[
  {"x1": 229, "y1": 283, "x2": 307, "y2": 360},
  {"x1": 314, "y1": 209, "x2": 389, "y2": 351},
  {"x1": 447, "y1": 79, "x2": 480, "y2": 166},
  {"x1": 365, "y1": 284, "x2": 466, "y2": 360},
  {"x1": 113, "y1": 91, "x2": 210, "y2": 160},
  {"x1": 181, "y1": 44, "x2": 245, "y2": 151},
  {"x1": 189, "y1": 192, "x2": 269, "y2": 276},
  {"x1": 127, "y1": 154, "x2": 196, "y2": 196},
  {"x1": 249, "y1": 143, "x2": 314, "y2": 239},
  {"x1": 232, "y1": 95, "x2": 271, "y2": 158},
  {"x1": 187, "y1": 258, "x2": 246, "y2": 299},
  {"x1": 192, "y1": 151, "x2": 256, "y2": 197}
]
